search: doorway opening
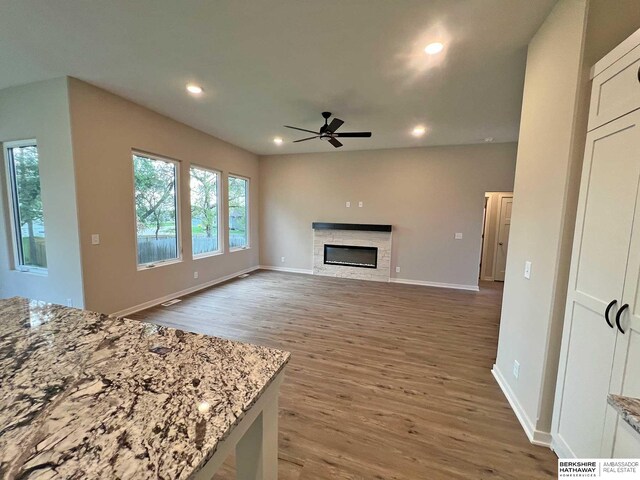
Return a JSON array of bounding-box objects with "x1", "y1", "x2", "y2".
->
[{"x1": 480, "y1": 192, "x2": 513, "y2": 282}]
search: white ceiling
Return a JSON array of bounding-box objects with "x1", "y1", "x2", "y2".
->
[{"x1": 0, "y1": 0, "x2": 556, "y2": 155}]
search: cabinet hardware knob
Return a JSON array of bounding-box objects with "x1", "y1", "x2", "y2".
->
[
  {"x1": 615, "y1": 303, "x2": 629, "y2": 334},
  {"x1": 605, "y1": 299, "x2": 617, "y2": 328}
]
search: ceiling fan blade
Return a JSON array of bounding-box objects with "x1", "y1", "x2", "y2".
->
[
  {"x1": 335, "y1": 132, "x2": 372, "y2": 138},
  {"x1": 284, "y1": 125, "x2": 320, "y2": 135},
  {"x1": 293, "y1": 136, "x2": 319, "y2": 143},
  {"x1": 327, "y1": 118, "x2": 344, "y2": 133},
  {"x1": 329, "y1": 137, "x2": 343, "y2": 148}
]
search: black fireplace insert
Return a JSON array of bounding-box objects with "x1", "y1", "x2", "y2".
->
[{"x1": 323, "y1": 244, "x2": 378, "y2": 269}]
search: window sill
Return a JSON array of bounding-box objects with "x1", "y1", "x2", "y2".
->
[
  {"x1": 14, "y1": 267, "x2": 48, "y2": 277},
  {"x1": 137, "y1": 258, "x2": 182, "y2": 271},
  {"x1": 229, "y1": 246, "x2": 250, "y2": 253},
  {"x1": 193, "y1": 251, "x2": 224, "y2": 260}
]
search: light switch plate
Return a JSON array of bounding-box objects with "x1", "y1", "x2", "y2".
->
[
  {"x1": 455, "y1": 233, "x2": 463, "y2": 239},
  {"x1": 395, "y1": 266, "x2": 400, "y2": 273},
  {"x1": 91, "y1": 234, "x2": 100, "y2": 245},
  {"x1": 358, "y1": 201, "x2": 363, "y2": 207},
  {"x1": 346, "y1": 201, "x2": 351, "y2": 208},
  {"x1": 524, "y1": 261, "x2": 532, "y2": 279}
]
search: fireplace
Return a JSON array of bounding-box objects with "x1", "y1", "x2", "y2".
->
[
  {"x1": 324, "y1": 244, "x2": 378, "y2": 269},
  {"x1": 313, "y1": 222, "x2": 392, "y2": 281}
]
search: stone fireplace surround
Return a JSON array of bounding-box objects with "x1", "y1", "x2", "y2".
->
[{"x1": 312, "y1": 223, "x2": 392, "y2": 282}]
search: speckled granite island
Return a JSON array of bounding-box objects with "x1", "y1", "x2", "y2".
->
[
  {"x1": 608, "y1": 394, "x2": 640, "y2": 436},
  {"x1": 0, "y1": 297, "x2": 290, "y2": 479}
]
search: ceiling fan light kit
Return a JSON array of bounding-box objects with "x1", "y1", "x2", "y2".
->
[{"x1": 284, "y1": 112, "x2": 372, "y2": 148}]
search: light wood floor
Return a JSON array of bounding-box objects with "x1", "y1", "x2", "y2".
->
[{"x1": 130, "y1": 270, "x2": 557, "y2": 479}]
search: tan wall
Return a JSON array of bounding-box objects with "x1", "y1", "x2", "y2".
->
[
  {"x1": 494, "y1": 0, "x2": 640, "y2": 439},
  {"x1": 0, "y1": 78, "x2": 84, "y2": 306},
  {"x1": 68, "y1": 78, "x2": 260, "y2": 314},
  {"x1": 259, "y1": 143, "x2": 517, "y2": 288}
]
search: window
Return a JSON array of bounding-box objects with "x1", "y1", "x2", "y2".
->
[
  {"x1": 190, "y1": 166, "x2": 221, "y2": 257},
  {"x1": 133, "y1": 152, "x2": 180, "y2": 268},
  {"x1": 228, "y1": 175, "x2": 249, "y2": 249},
  {"x1": 4, "y1": 141, "x2": 47, "y2": 272}
]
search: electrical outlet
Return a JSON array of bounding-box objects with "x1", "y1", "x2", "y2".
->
[
  {"x1": 194, "y1": 271, "x2": 199, "y2": 279},
  {"x1": 513, "y1": 360, "x2": 520, "y2": 380},
  {"x1": 281, "y1": 256, "x2": 285, "y2": 263},
  {"x1": 358, "y1": 201, "x2": 363, "y2": 208},
  {"x1": 346, "y1": 201, "x2": 351, "y2": 208},
  {"x1": 524, "y1": 261, "x2": 532, "y2": 279},
  {"x1": 91, "y1": 234, "x2": 100, "y2": 245},
  {"x1": 395, "y1": 266, "x2": 400, "y2": 273},
  {"x1": 455, "y1": 233, "x2": 463, "y2": 240},
  {"x1": 66, "y1": 298, "x2": 73, "y2": 307}
]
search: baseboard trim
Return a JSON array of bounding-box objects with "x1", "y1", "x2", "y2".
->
[
  {"x1": 491, "y1": 365, "x2": 553, "y2": 448},
  {"x1": 111, "y1": 265, "x2": 260, "y2": 318},
  {"x1": 258, "y1": 265, "x2": 314, "y2": 275},
  {"x1": 257, "y1": 268, "x2": 481, "y2": 291},
  {"x1": 390, "y1": 277, "x2": 480, "y2": 292},
  {"x1": 551, "y1": 434, "x2": 575, "y2": 458}
]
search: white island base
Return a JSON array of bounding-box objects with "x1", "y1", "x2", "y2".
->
[{"x1": 194, "y1": 371, "x2": 285, "y2": 480}]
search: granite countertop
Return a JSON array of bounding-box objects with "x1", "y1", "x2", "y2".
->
[
  {"x1": 0, "y1": 297, "x2": 290, "y2": 479},
  {"x1": 608, "y1": 394, "x2": 640, "y2": 436}
]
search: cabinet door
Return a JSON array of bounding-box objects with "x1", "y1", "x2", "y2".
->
[
  {"x1": 552, "y1": 110, "x2": 640, "y2": 458},
  {"x1": 589, "y1": 45, "x2": 640, "y2": 131},
  {"x1": 602, "y1": 137, "x2": 640, "y2": 456}
]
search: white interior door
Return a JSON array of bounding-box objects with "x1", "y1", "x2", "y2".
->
[
  {"x1": 493, "y1": 195, "x2": 513, "y2": 281},
  {"x1": 552, "y1": 110, "x2": 640, "y2": 458}
]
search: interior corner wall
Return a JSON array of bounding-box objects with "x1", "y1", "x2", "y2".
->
[
  {"x1": 494, "y1": 0, "x2": 640, "y2": 443},
  {"x1": 0, "y1": 78, "x2": 84, "y2": 307},
  {"x1": 67, "y1": 78, "x2": 260, "y2": 314},
  {"x1": 259, "y1": 143, "x2": 517, "y2": 288},
  {"x1": 493, "y1": 0, "x2": 588, "y2": 441}
]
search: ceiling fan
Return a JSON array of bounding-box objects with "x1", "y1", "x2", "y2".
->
[{"x1": 284, "y1": 112, "x2": 372, "y2": 148}]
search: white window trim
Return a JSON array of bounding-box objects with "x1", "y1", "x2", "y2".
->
[
  {"x1": 3, "y1": 139, "x2": 48, "y2": 275},
  {"x1": 132, "y1": 150, "x2": 183, "y2": 271},
  {"x1": 228, "y1": 173, "x2": 250, "y2": 252},
  {"x1": 190, "y1": 164, "x2": 224, "y2": 260}
]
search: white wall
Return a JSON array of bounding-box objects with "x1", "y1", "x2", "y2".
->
[
  {"x1": 259, "y1": 143, "x2": 517, "y2": 288},
  {"x1": 0, "y1": 78, "x2": 84, "y2": 306}
]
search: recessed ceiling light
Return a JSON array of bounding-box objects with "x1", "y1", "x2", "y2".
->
[
  {"x1": 412, "y1": 126, "x2": 426, "y2": 137},
  {"x1": 424, "y1": 42, "x2": 444, "y2": 55},
  {"x1": 273, "y1": 137, "x2": 283, "y2": 145},
  {"x1": 186, "y1": 83, "x2": 203, "y2": 95}
]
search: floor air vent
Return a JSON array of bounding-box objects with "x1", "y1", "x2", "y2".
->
[{"x1": 161, "y1": 299, "x2": 182, "y2": 307}]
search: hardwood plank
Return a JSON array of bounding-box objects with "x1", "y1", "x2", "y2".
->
[{"x1": 129, "y1": 271, "x2": 557, "y2": 479}]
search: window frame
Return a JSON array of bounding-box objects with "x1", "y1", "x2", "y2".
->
[
  {"x1": 3, "y1": 139, "x2": 48, "y2": 275},
  {"x1": 131, "y1": 150, "x2": 182, "y2": 271},
  {"x1": 189, "y1": 164, "x2": 223, "y2": 260},
  {"x1": 227, "y1": 173, "x2": 250, "y2": 252}
]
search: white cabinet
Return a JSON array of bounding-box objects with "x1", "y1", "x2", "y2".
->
[
  {"x1": 589, "y1": 44, "x2": 640, "y2": 130},
  {"x1": 552, "y1": 29, "x2": 640, "y2": 459},
  {"x1": 610, "y1": 413, "x2": 640, "y2": 458}
]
